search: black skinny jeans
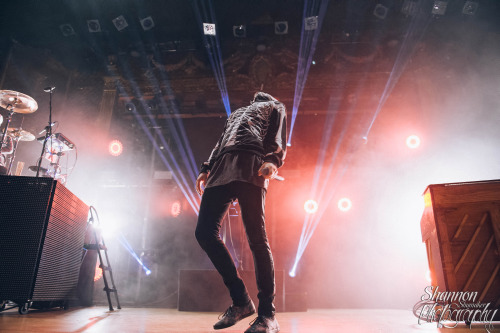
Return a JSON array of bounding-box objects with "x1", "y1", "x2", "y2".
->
[{"x1": 195, "y1": 181, "x2": 275, "y2": 317}]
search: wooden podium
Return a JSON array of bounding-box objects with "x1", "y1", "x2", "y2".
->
[{"x1": 421, "y1": 180, "x2": 500, "y2": 312}]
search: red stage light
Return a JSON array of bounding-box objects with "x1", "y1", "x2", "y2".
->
[
  {"x1": 406, "y1": 135, "x2": 420, "y2": 149},
  {"x1": 109, "y1": 139, "x2": 123, "y2": 156},
  {"x1": 338, "y1": 198, "x2": 352, "y2": 212},
  {"x1": 171, "y1": 200, "x2": 182, "y2": 217},
  {"x1": 304, "y1": 199, "x2": 318, "y2": 214},
  {"x1": 94, "y1": 261, "x2": 103, "y2": 282}
]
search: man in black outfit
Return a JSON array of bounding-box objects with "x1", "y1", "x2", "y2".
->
[{"x1": 195, "y1": 92, "x2": 287, "y2": 333}]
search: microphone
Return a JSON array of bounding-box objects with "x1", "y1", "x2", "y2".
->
[
  {"x1": 39, "y1": 122, "x2": 57, "y2": 135},
  {"x1": 44, "y1": 87, "x2": 56, "y2": 92},
  {"x1": 261, "y1": 167, "x2": 285, "y2": 181}
]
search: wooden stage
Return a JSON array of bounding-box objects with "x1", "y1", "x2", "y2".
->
[{"x1": 0, "y1": 306, "x2": 498, "y2": 332}]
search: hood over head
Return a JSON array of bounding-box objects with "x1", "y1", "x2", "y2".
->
[{"x1": 252, "y1": 92, "x2": 279, "y2": 103}]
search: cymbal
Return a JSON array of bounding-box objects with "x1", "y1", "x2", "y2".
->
[
  {"x1": 7, "y1": 128, "x2": 35, "y2": 141},
  {"x1": 0, "y1": 90, "x2": 38, "y2": 114}
]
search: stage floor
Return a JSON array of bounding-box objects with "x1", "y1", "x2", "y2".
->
[{"x1": 0, "y1": 306, "x2": 498, "y2": 332}]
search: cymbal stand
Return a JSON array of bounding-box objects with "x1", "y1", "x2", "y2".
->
[
  {"x1": 36, "y1": 89, "x2": 54, "y2": 178},
  {"x1": 0, "y1": 106, "x2": 14, "y2": 153},
  {"x1": 7, "y1": 118, "x2": 24, "y2": 175},
  {"x1": 6, "y1": 138, "x2": 19, "y2": 175}
]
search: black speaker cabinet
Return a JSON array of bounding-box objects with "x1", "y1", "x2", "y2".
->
[
  {"x1": 178, "y1": 269, "x2": 285, "y2": 312},
  {"x1": 0, "y1": 176, "x2": 89, "y2": 307}
]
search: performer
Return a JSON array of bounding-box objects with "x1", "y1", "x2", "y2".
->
[
  {"x1": 195, "y1": 92, "x2": 286, "y2": 333},
  {"x1": 0, "y1": 114, "x2": 14, "y2": 175}
]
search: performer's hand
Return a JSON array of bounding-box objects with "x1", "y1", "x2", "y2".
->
[
  {"x1": 196, "y1": 172, "x2": 208, "y2": 196},
  {"x1": 258, "y1": 162, "x2": 278, "y2": 180}
]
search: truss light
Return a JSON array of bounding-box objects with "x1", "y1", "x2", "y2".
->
[
  {"x1": 87, "y1": 19, "x2": 101, "y2": 33},
  {"x1": 233, "y1": 25, "x2": 246, "y2": 38},
  {"x1": 140, "y1": 16, "x2": 155, "y2": 31},
  {"x1": 112, "y1": 15, "x2": 129, "y2": 31},
  {"x1": 59, "y1": 24, "x2": 76, "y2": 36},
  {"x1": 275, "y1": 21, "x2": 288, "y2": 35}
]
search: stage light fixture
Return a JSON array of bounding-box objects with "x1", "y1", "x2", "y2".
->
[
  {"x1": 109, "y1": 139, "x2": 123, "y2": 156},
  {"x1": 171, "y1": 200, "x2": 182, "y2": 218},
  {"x1": 59, "y1": 24, "x2": 76, "y2": 36},
  {"x1": 431, "y1": 1, "x2": 448, "y2": 15},
  {"x1": 338, "y1": 198, "x2": 352, "y2": 212},
  {"x1": 94, "y1": 261, "x2": 103, "y2": 281},
  {"x1": 304, "y1": 16, "x2": 318, "y2": 31},
  {"x1": 87, "y1": 19, "x2": 101, "y2": 33},
  {"x1": 304, "y1": 199, "x2": 319, "y2": 214},
  {"x1": 112, "y1": 15, "x2": 129, "y2": 31},
  {"x1": 233, "y1": 25, "x2": 246, "y2": 38},
  {"x1": 275, "y1": 21, "x2": 288, "y2": 35},
  {"x1": 125, "y1": 102, "x2": 136, "y2": 113},
  {"x1": 203, "y1": 23, "x2": 216, "y2": 35},
  {"x1": 373, "y1": 4, "x2": 389, "y2": 19},
  {"x1": 462, "y1": 1, "x2": 478, "y2": 15},
  {"x1": 406, "y1": 135, "x2": 420, "y2": 149},
  {"x1": 140, "y1": 16, "x2": 155, "y2": 31}
]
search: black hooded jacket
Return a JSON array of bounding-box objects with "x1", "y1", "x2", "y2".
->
[{"x1": 200, "y1": 92, "x2": 287, "y2": 189}]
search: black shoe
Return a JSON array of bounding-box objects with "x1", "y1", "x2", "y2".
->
[
  {"x1": 213, "y1": 300, "x2": 256, "y2": 330},
  {"x1": 244, "y1": 315, "x2": 280, "y2": 333}
]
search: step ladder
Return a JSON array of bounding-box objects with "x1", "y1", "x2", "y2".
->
[{"x1": 84, "y1": 207, "x2": 121, "y2": 311}]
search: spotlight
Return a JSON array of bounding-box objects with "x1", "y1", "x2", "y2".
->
[
  {"x1": 462, "y1": 1, "x2": 478, "y2": 15},
  {"x1": 59, "y1": 24, "x2": 76, "y2": 36},
  {"x1": 203, "y1": 23, "x2": 216, "y2": 36},
  {"x1": 274, "y1": 21, "x2": 288, "y2": 35},
  {"x1": 145, "y1": 269, "x2": 152, "y2": 276},
  {"x1": 140, "y1": 16, "x2": 155, "y2": 31},
  {"x1": 171, "y1": 200, "x2": 182, "y2": 218},
  {"x1": 125, "y1": 102, "x2": 136, "y2": 113},
  {"x1": 338, "y1": 198, "x2": 352, "y2": 212},
  {"x1": 286, "y1": 142, "x2": 292, "y2": 147},
  {"x1": 304, "y1": 16, "x2": 318, "y2": 31},
  {"x1": 304, "y1": 199, "x2": 318, "y2": 214},
  {"x1": 406, "y1": 135, "x2": 420, "y2": 149},
  {"x1": 87, "y1": 19, "x2": 101, "y2": 33},
  {"x1": 94, "y1": 261, "x2": 103, "y2": 282},
  {"x1": 431, "y1": 1, "x2": 448, "y2": 15},
  {"x1": 233, "y1": 25, "x2": 246, "y2": 38},
  {"x1": 289, "y1": 262, "x2": 298, "y2": 277},
  {"x1": 109, "y1": 139, "x2": 123, "y2": 156},
  {"x1": 112, "y1": 15, "x2": 129, "y2": 31},
  {"x1": 373, "y1": 4, "x2": 389, "y2": 19},
  {"x1": 311, "y1": 60, "x2": 316, "y2": 65}
]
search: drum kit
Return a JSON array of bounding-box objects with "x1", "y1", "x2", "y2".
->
[{"x1": 0, "y1": 89, "x2": 75, "y2": 183}]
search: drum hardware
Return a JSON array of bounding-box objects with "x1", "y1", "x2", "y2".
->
[
  {"x1": 35, "y1": 87, "x2": 55, "y2": 179},
  {"x1": 28, "y1": 165, "x2": 49, "y2": 177},
  {"x1": 6, "y1": 128, "x2": 35, "y2": 175},
  {"x1": 0, "y1": 90, "x2": 38, "y2": 166}
]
